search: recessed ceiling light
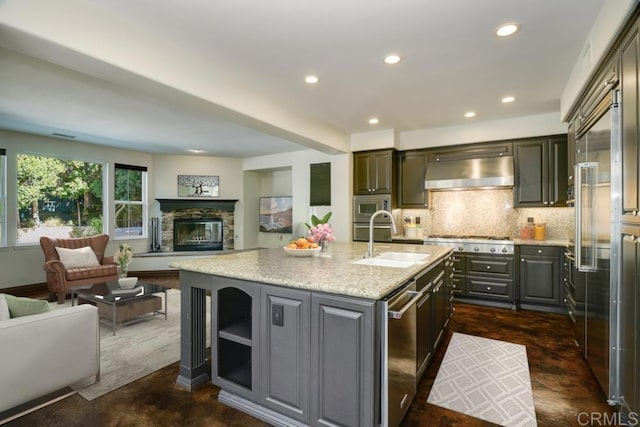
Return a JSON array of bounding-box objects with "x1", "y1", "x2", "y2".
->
[
  {"x1": 384, "y1": 54, "x2": 401, "y2": 65},
  {"x1": 188, "y1": 149, "x2": 205, "y2": 154},
  {"x1": 501, "y1": 96, "x2": 516, "y2": 103},
  {"x1": 464, "y1": 111, "x2": 476, "y2": 118},
  {"x1": 369, "y1": 117, "x2": 379, "y2": 125},
  {"x1": 496, "y1": 24, "x2": 519, "y2": 37},
  {"x1": 304, "y1": 75, "x2": 319, "y2": 84}
]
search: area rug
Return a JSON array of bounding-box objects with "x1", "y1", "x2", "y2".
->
[
  {"x1": 55, "y1": 289, "x2": 210, "y2": 401},
  {"x1": 427, "y1": 332, "x2": 537, "y2": 426}
]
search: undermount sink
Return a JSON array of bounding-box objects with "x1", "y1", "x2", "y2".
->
[
  {"x1": 351, "y1": 258, "x2": 417, "y2": 268},
  {"x1": 351, "y1": 252, "x2": 430, "y2": 268},
  {"x1": 376, "y1": 252, "x2": 430, "y2": 262}
]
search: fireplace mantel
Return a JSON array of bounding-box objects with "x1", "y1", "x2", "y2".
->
[{"x1": 156, "y1": 199, "x2": 238, "y2": 212}]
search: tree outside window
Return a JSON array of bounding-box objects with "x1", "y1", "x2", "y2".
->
[
  {"x1": 114, "y1": 164, "x2": 147, "y2": 239},
  {"x1": 16, "y1": 154, "x2": 104, "y2": 244}
]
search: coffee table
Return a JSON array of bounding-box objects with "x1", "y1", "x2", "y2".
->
[{"x1": 71, "y1": 280, "x2": 169, "y2": 335}]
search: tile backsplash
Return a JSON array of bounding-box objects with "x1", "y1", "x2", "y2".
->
[{"x1": 396, "y1": 189, "x2": 573, "y2": 240}]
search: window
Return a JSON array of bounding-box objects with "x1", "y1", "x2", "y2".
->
[
  {"x1": 16, "y1": 154, "x2": 104, "y2": 244},
  {"x1": 0, "y1": 149, "x2": 6, "y2": 246},
  {"x1": 114, "y1": 163, "x2": 147, "y2": 239}
]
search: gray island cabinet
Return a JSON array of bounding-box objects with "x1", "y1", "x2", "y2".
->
[{"x1": 170, "y1": 242, "x2": 452, "y2": 427}]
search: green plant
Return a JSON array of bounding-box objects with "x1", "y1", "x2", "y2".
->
[
  {"x1": 304, "y1": 211, "x2": 332, "y2": 229},
  {"x1": 88, "y1": 216, "x2": 103, "y2": 235}
]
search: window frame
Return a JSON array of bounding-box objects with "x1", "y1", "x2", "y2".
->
[{"x1": 113, "y1": 163, "x2": 148, "y2": 240}]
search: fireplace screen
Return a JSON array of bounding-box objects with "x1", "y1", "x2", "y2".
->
[{"x1": 173, "y1": 218, "x2": 223, "y2": 251}]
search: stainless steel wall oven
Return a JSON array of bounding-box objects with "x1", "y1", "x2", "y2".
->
[{"x1": 353, "y1": 194, "x2": 393, "y2": 242}]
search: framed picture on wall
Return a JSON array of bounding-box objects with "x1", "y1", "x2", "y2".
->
[
  {"x1": 177, "y1": 175, "x2": 219, "y2": 197},
  {"x1": 259, "y1": 197, "x2": 292, "y2": 233}
]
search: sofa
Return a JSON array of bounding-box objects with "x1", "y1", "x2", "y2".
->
[
  {"x1": 40, "y1": 234, "x2": 119, "y2": 304},
  {"x1": 0, "y1": 303, "x2": 100, "y2": 414}
]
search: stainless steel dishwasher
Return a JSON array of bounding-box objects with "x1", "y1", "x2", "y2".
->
[{"x1": 385, "y1": 280, "x2": 422, "y2": 427}]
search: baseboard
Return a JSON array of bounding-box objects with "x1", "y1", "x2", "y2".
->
[
  {"x1": 3, "y1": 270, "x2": 178, "y2": 297},
  {"x1": 1, "y1": 283, "x2": 49, "y2": 298}
]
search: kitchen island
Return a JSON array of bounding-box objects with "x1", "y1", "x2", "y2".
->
[{"x1": 170, "y1": 241, "x2": 452, "y2": 427}]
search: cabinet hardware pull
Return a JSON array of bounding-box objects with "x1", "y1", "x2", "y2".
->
[
  {"x1": 537, "y1": 249, "x2": 542, "y2": 254},
  {"x1": 486, "y1": 286, "x2": 491, "y2": 290},
  {"x1": 521, "y1": 258, "x2": 525, "y2": 262},
  {"x1": 388, "y1": 290, "x2": 423, "y2": 319},
  {"x1": 486, "y1": 266, "x2": 491, "y2": 269}
]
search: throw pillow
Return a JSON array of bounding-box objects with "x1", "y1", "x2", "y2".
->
[
  {"x1": 55, "y1": 246, "x2": 100, "y2": 269},
  {"x1": 0, "y1": 294, "x2": 10, "y2": 321},
  {"x1": 3, "y1": 294, "x2": 52, "y2": 318}
]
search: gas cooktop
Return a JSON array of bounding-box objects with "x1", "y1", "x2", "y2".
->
[
  {"x1": 423, "y1": 235, "x2": 514, "y2": 254},
  {"x1": 426, "y1": 235, "x2": 512, "y2": 241}
]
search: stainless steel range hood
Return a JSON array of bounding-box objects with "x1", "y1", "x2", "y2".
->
[{"x1": 424, "y1": 156, "x2": 514, "y2": 190}]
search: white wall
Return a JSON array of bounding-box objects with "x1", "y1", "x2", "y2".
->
[
  {"x1": 243, "y1": 149, "x2": 351, "y2": 245},
  {"x1": 351, "y1": 129, "x2": 398, "y2": 152},
  {"x1": 399, "y1": 112, "x2": 567, "y2": 150}
]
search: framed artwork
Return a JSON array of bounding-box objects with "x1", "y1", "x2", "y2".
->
[
  {"x1": 259, "y1": 196, "x2": 292, "y2": 233},
  {"x1": 177, "y1": 175, "x2": 219, "y2": 197}
]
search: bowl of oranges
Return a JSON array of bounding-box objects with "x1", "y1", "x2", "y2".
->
[{"x1": 284, "y1": 237, "x2": 321, "y2": 257}]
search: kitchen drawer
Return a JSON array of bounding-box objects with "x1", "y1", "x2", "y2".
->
[
  {"x1": 467, "y1": 278, "x2": 513, "y2": 300},
  {"x1": 466, "y1": 256, "x2": 513, "y2": 277},
  {"x1": 520, "y1": 245, "x2": 562, "y2": 257},
  {"x1": 564, "y1": 293, "x2": 576, "y2": 311},
  {"x1": 564, "y1": 294, "x2": 576, "y2": 324},
  {"x1": 452, "y1": 275, "x2": 465, "y2": 295},
  {"x1": 451, "y1": 255, "x2": 465, "y2": 274},
  {"x1": 564, "y1": 280, "x2": 574, "y2": 300},
  {"x1": 415, "y1": 261, "x2": 443, "y2": 293}
]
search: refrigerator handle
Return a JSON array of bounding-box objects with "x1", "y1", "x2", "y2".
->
[
  {"x1": 575, "y1": 162, "x2": 598, "y2": 272},
  {"x1": 575, "y1": 163, "x2": 583, "y2": 269}
]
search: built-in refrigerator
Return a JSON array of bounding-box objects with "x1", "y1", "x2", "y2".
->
[{"x1": 575, "y1": 89, "x2": 621, "y2": 405}]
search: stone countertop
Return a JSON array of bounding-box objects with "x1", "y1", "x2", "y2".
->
[{"x1": 169, "y1": 242, "x2": 452, "y2": 300}]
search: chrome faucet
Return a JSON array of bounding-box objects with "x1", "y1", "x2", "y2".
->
[{"x1": 367, "y1": 210, "x2": 397, "y2": 258}]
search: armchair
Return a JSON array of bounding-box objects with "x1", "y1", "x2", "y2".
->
[{"x1": 40, "y1": 234, "x2": 119, "y2": 304}]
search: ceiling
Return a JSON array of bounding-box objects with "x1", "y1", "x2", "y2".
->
[{"x1": 0, "y1": 0, "x2": 605, "y2": 157}]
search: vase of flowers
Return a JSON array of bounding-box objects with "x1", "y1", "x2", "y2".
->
[
  {"x1": 306, "y1": 212, "x2": 335, "y2": 252},
  {"x1": 114, "y1": 243, "x2": 134, "y2": 278}
]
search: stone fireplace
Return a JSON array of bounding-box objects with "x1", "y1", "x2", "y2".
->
[
  {"x1": 156, "y1": 199, "x2": 237, "y2": 252},
  {"x1": 173, "y1": 217, "x2": 223, "y2": 251}
]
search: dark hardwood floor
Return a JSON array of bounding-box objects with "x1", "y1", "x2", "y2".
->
[{"x1": 5, "y1": 274, "x2": 616, "y2": 427}]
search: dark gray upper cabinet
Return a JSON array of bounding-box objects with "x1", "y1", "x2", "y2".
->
[
  {"x1": 621, "y1": 23, "x2": 640, "y2": 219},
  {"x1": 519, "y1": 245, "x2": 563, "y2": 312},
  {"x1": 353, "y1": 149, "x2": 397, "y2": 195},
  {"x1": 514, "y1": 135, "x2": 568, "y2": 208},
  {"x1": 579, "y1": 52, "x2": 620, "y2": 125},
  {"x1": 567, "y1": 117, "x2": 577, "y2": 187},
  {"x1": 398, "y1": 150, "x2": 429, "y2": 208}
]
